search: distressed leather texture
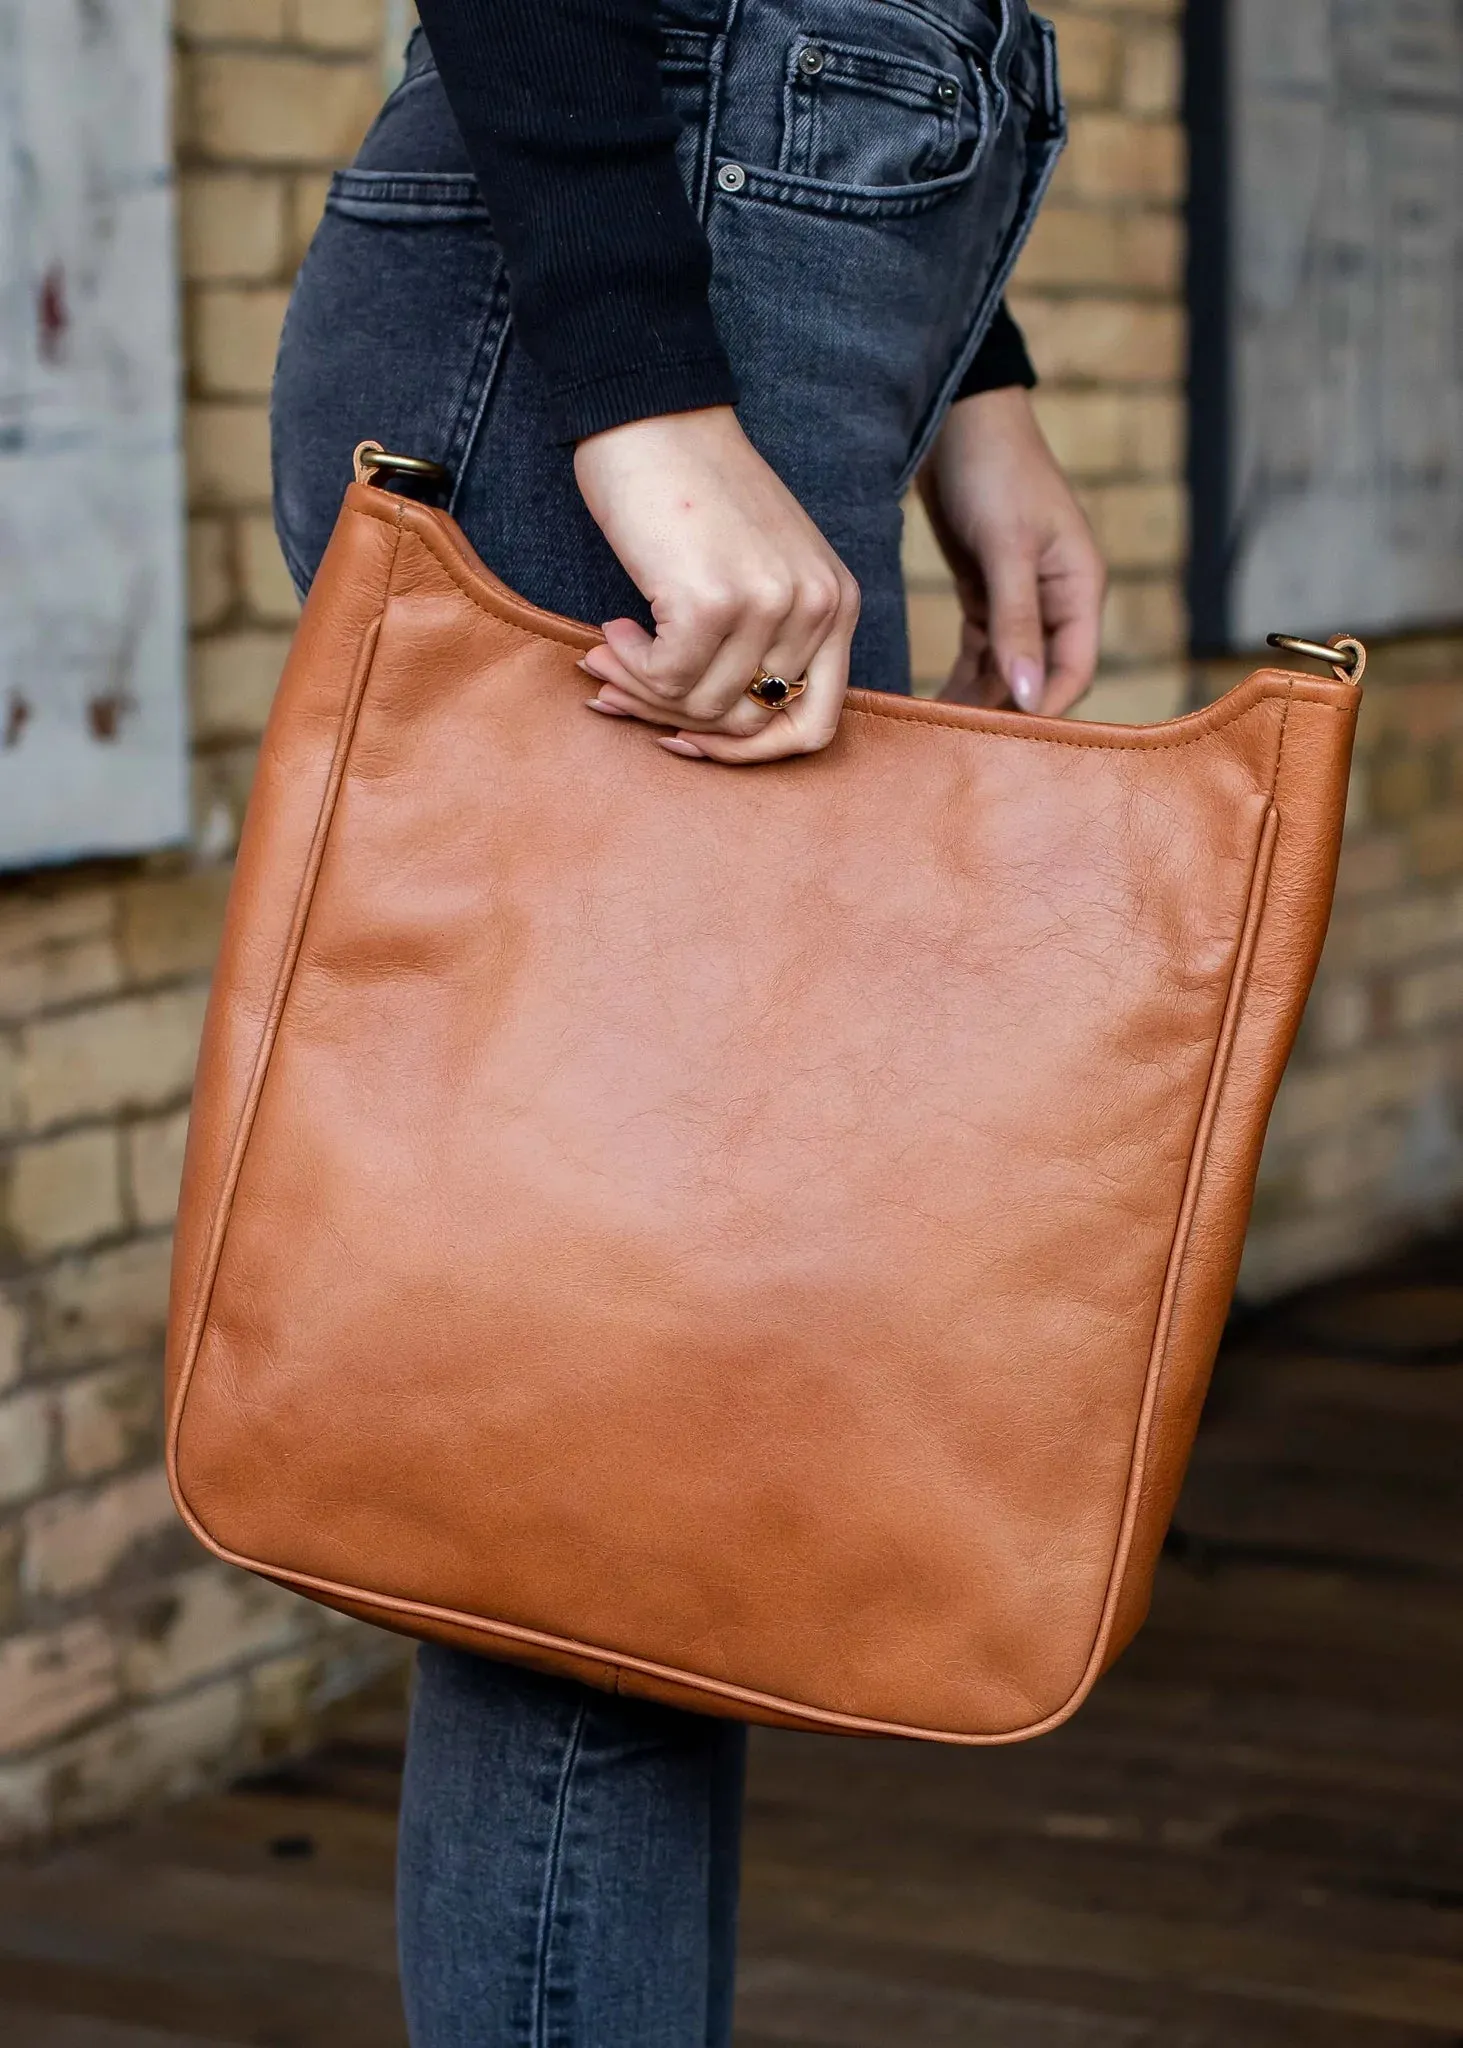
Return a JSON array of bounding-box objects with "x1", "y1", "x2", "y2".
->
[{"x1": 165, "y1": 483, "x2": 1359, "y2": 1743}]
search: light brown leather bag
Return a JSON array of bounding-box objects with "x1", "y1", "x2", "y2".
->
[{"x1": 166, "y1": 466, "x2": 1361, "y2": 1745}]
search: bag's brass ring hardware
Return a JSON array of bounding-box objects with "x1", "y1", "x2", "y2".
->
[
  {"x1": 1266, "y1": 633, "x2": 1368, "y2": 686},
  {"x1": 353, "y1": 440, "x2": 453, "y2": 496}
]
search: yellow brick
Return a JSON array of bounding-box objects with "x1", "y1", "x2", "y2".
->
[
  {"x1": 0, "y1": 1293, "x2": 22, "y2": 1393},
  {"x1": 900, "y1": 493, "x2": 951, "y2": 587},
  {"x1": 187, "y1": 50, "x2": 381, "y2": 166},
  {"x1": 240, "y1": 513, "x2": 303, "y2": 622},
  {"x1": 1123, "y1": 27, "x2": 1182, "y2": 117},
  {"x1": 0, "y1": 890, "x2": 120, "y2": 1025},
  {"x1": 1113, "y1": 212, "x2": 1184, "y2": 295},
  {"x1": 1020, "y1": 206, "x2": 1182, "y2": 298},
  {"x1": 192, "y1": 743, "x2": 263, "y2": 863},
  {"x1": 0, "y1": 1528, "x2": 19, "y2": 1638},
  {"x1": 1267, "y1": 1043, "x2": 1441, "y2": 1147},
  {"x1": 6, "y1": 1128, "x2": 123, "y2": 1259},
  {"x1": 1333, "y1": 834, "x2": 1408, "y2": 904},
  {"x1": 1083, "y1": 666, "x2": 1187, "y2": 726},
  {"x1": 60, "y1": 1362, "x2": 161, "y2": 1485},
  {"x1": 1369, "y1": 741, "x2": 1437, "y2": 825},
  {"x1": 1060, "y1": 113, "x2": 1186, "y2": 204},
  {"x1": 1303, "y1": 977, "x2": 1374, "y2": 1058},
  {"x1": 1102, "y1": 575, "x2": 1187, "y2": 661},
  {"x1": 0, "y1": 1621, "x2": 118, "y2": 1758},
  {"x1": 119, "y1": 868, "x2": 232, "y2": 986},
  {"x1": 289, "y1": 0, "x2": 385, "y2": 52},
  {"x1": 22, "y1": 1466, "x2": 177, "y2": 1600},
  {"x1": 128, "y1": 1110, "x2": 193, "y2": 1232},
  {"x1": 1041, "y1": 9, "x2": 1120, "y2": 104},
  {"x1": 17, "y1": 988, "x2": 208, "y2": 1130},
  {"x1": 44, "y1": 1681, "x2": 245, "y2": 1838},
  {"x1": 33, "y1": 1239, "x2": 174, "y2": 1373},
  {"x1": 177, "y1": 0, "x2": 289, "y2": 38},
  {"x1": 179, "y1": 170, "x2": 288, "y2": 284},
  {"x1": 1016, "y1": 206, "x2": 1121, "y2": 292},
  {"x1": 189, "y1": 515, "x2": 236, "y2": 631},
  {"x1": 187, "y1": 401, "x2": 273, "y2": 508},
  {"x1": 1084, "y1": 481, "x2": 1187, "y2": 571},
  {"x1": 287, "y1": 170, "x2": 334, "y2": 264},
  {"x1": 191, "y1": 285, "x2": 291, "y2": 399},
  {"x1": 1031, "y1": 388, "x2": 1128, "y2": 476},
  {"x1": 1122, "y1": 389, "x2": 1184, "y2": 473},
  {"x1": 1008, "y1": 294, "x2": 1185, "y2": 385},
  {"x1": 907, "y1": 589, "x2": 963, "y2": 690},
  {"x1": 1412, "y1": 812, "x2": 1463, "y2": 881},
  {"x1": 125, "y1": 1565, "x2": 304, "y2": 1700},
  {"x1": 192, "y1": 630, "x2": 293, "y2": 742},
  {"x1": 0, "y1": 1389, "x2": 52, "y2": 1509},
  {"x1": 1393, "y1": 960, "x2": 1463, "y2": 1034},
  {"x1": 0, "y1": 1033, "x2": 18, "y2": 1140},
  {"x1": 249, "y1": 1649, "x2": 327, "y2": 1761}
]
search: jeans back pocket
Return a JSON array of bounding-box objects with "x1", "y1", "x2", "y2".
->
[{"x1": 779, "y1": 37, "x2": 983, "y2": 188}]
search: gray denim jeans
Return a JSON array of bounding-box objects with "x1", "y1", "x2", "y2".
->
[
  {"x1": 271, "y1": 5, "x2": 1062, "y2": 2041},
  {"x1": 273, "y1": 0, "x2": 1063, "y2": 691}
]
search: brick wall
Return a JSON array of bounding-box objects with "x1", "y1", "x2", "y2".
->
[
  {"x1": 0, "y1": 0, "x2": 1459, "y2": 1843},
  {"x1": 0, "y1": 0, "x2": 392, "y2": 1847}
]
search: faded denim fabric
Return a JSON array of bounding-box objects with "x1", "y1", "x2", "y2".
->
[
  {"x1": 272, "y1": 8, "x2": 1063, "y2": 2042},
  {"x1": 272, "y1": 0, "x2": 1064, "y2": 693},
  {"x1": 397, "y1": 1648, "x2": 746, "y2": 2047}
]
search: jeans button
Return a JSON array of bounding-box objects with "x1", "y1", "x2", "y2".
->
[
  {"x1": 937, "y1": 77, "x2": 960, "y2": 105},
  {"x1": 798, "y1": 45, "x2": 826, "y2": 76},
  {"x1": 717, "y1": 162, "x2": 747, "y2": 193}
]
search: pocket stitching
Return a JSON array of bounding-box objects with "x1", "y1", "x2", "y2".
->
[
  {"x1": 779, "y1": 36, "x2": 977, "y2": 188},
  {"x1": 326, "y1": 168, "x2": 488, "y2": 223}
]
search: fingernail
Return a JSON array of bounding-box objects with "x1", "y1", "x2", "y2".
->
[
  {"x1": 657, "y1": 737, "x2": 706, "y2": 759},
  {"x1": 585, "y1": 697, "x2": 631, "y2": 717},
  {"x1": 1009, "y1": 659, "x2": 1045, "y2": 713}
]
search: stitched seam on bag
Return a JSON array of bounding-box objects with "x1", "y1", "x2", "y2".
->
[
  {"x1": 841, "y1": 701, "x2": 1274, "y2": 753},
  {"x1": 168, "y1": 505, "x2": 406, "y2": 1526},
  {"x1": 349, "y1": 492, "x2": 1342, "y2": 751},
  {"x1": 1070, "y1": 751, "x2": 1288, "y2": 1694}
]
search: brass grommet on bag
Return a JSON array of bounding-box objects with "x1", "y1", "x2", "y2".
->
[
  {"x1": 1266, "y1": 633, "x2": 1368, "y2": 686},
  {"x1": 747, "y1": 667, "x2": 808, "y2": 709},
  {"x1": 353, "y1": 440, "x2": 452, "y2": 497}
]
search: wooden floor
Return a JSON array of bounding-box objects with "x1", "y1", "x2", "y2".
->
[{"x1": 5, "y1": 1236, "x2": 1462, "y2": 2046}]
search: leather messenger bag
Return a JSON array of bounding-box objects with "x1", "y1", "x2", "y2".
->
[{"x1": 165, "y1": 452, "x2": 1362, "y2": 1745}]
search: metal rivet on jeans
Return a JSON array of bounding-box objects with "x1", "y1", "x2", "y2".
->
[
  {"x1": 717, "y1": 162, "x2": 747, "y2": 192},
  {"x1": 798, "y1": 45, "x2": 826, "y2": 75},
  {"x1": 937, "y1": 77, "x2": 961, "y2": 105}
]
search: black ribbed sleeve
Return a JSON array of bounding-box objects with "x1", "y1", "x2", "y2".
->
[
  {"x1": 415, "y1": 0, "x2": 1034, "y2": 443},
  {"x1": 955, "y1": 301, "x2": 1036, "y2": 400}
]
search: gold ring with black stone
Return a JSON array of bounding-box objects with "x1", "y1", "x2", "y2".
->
[{"x1": 747, "y1": 667, "x2": 808, "y2": 709}]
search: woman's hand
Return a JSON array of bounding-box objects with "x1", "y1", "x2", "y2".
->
[
  {"x1": 919, "y1": 386, "x2": 1105, "y2": 716},
  {"x1": 574, "y1": 406, "x2": 860, "y2": 764}
]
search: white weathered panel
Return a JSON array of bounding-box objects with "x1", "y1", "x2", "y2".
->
[
  {"x1": 1230, "y1": 0, "x2": 1463, "y2": 641},
  {"x1": 0, "y1": 0, "x2": 188, "y2": 871}
]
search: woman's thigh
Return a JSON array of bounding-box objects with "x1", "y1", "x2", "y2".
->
[
  {"x1": 271, "y1": 0, "x2": 1062, "y2": 692},
  {"x1": 397, "y1": 1646, "x2": 747, "y2": 2048}
]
